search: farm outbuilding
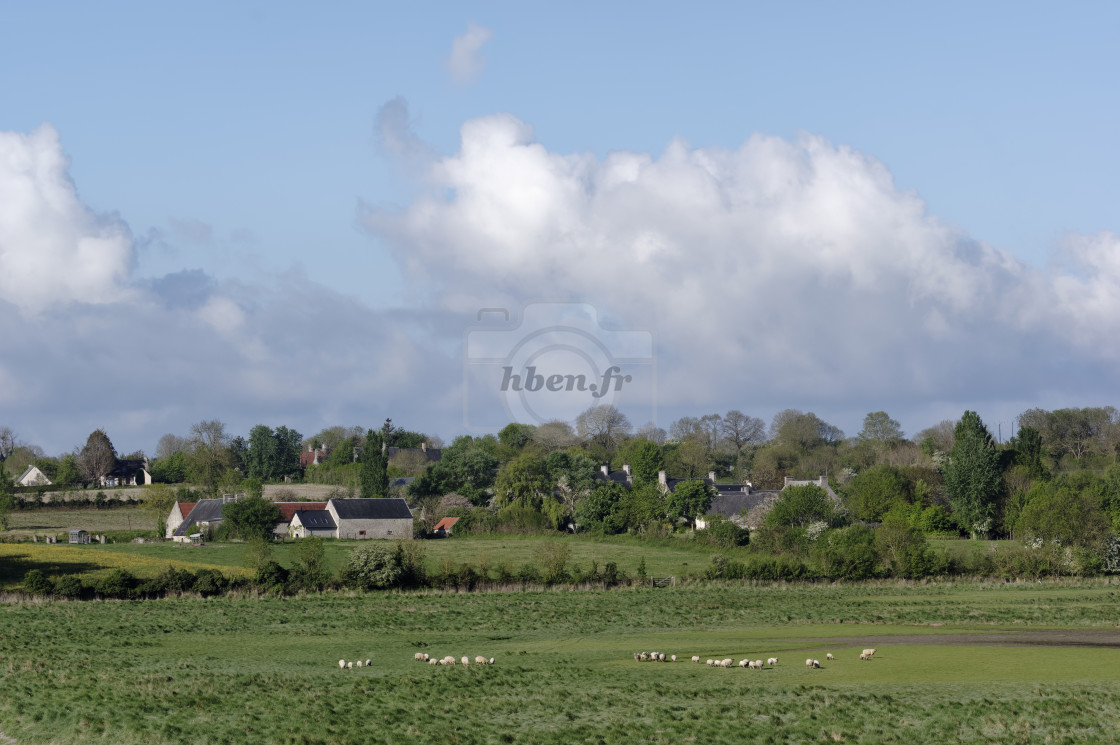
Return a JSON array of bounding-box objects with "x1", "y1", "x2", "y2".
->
[{"x1": 68, "y1": 530, "x2": 90, "y2": 544}]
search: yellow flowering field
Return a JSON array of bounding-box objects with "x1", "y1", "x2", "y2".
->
[{"x1": 0, "y1": 542, "x2": 251, "y2": 589}]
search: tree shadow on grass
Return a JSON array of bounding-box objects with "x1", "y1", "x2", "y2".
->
[{"x1": 0, "y1": 553, "x2": 103, "y2": 583}]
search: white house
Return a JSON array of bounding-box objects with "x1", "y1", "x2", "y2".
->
[{"x1": 16, "y1": 465, "x2": 52, "y2": 487}]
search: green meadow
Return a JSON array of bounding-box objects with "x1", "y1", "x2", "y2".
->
[{"x1": 3, "y1": 581, "x2": 1120, "y2": 744}]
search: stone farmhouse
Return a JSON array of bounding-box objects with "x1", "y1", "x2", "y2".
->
[
  {"x1": 168, "y1": 497, "x2": 413, "y2": 542},
  {"x1": 592, "y1": 463, "x2": 836, "y2": 531}
]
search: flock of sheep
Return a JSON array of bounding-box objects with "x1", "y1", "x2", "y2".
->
[
  {"x1": 338, "y1": 659, "x2": 371, "y2": 669},
  {"x1": 635, "y1": 648, "x2": 878, "y2": 669},
  {"x1": 413, "y1": 652, "x2": 495, "y2": 666}
]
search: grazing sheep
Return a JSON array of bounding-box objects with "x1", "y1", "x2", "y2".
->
[
  {"x1": 767, "y1": 657, "x2": 779, "y2": 666},
  {"x1": 721, "y1": 658, "x2": 734, "y2": 668},
  {"x1": 862, "y1": 648, "x2": 877, "y2": 658},
  {"x1": 813, "y1": 659, "x2": 821, "y2": 668},
  {"x1": 692, "y1": 656, "x2": 701, "y2": 663},
  {"x1": 859, "y1": 652, "x2": 868, "y2": 660},
  {"x1": 339, "y1": 659, "x2": 346, "y2": 669},
  {"x1": 805, "y1": 658, "x2": 815, "y2": 668},
  {"x1": 347, "y1": 661, "x2": 353, "y2": 669},
  {"x1": 414, "y1": 652, "x2": 424, "y2": 661},
  {"x1": 640, "y1": 652, "x2": 649, "y2": 661},
  {"x1": 659, "y1": 653, "x2": 666, "y2": 662},
  {"x1": 826, "y1": 653, "x2": 834, "y2": 661},
  {"x1": 739, "y1": 659, "x2": 750, "y2": 668},
  {"x1": 366, "y1": 659, "x2": 371, "y2": 666},
  {"x1": 476, "y1": 656, "x2": 488, "y2": 665},
  {"x1": 489, "y1": 658, "x2": 495, "y2": 665},
  {"x1": 671, "y1": 654, "x2": 676, "y2": 662},
  {"x1": 706, "y1": 659, "x2": 714, "y2": 666},
  {"x1": 355, "y1": 661, "x2": 362, "y2": 668},
  {"x1": 633, "y1": 653, "x2": 640, "y2": 661},
  {"x1": 429, "y1": 658, "x2": 438, "y2": 665}
]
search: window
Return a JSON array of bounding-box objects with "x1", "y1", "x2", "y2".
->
[{"x1": 359, "y1": 530, "x2": 366, "y2": 536}]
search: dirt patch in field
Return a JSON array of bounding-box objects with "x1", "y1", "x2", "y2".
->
[{"x1": 796, "y1": 629, "x2": 1120, "y2": 649}]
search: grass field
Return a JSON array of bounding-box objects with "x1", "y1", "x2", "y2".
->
[
  {"x1": 3, "y1": 581, "x2": 1120, "y2": 744},
  {"x1": 0, "y1": 534, "x2": 727, "y2": 590},
  {"x1": 3, "y1": 506, "x2": 154, "y2": 534}
]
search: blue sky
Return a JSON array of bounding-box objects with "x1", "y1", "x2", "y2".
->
[{"x1": 2, "y1": 2, "x2": 1119, "y2": 455}]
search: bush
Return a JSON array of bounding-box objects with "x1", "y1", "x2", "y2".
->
[
  {"x1": 811, "y1": 525, "x2": 879, "y2": 580},
  {"x1": 95, "y1": 569, "x2": 137, "y2": 598},
  {"x1": 139, "y1": 566, "x2": 198, "y2": 596},
  {"x1": 343, "y1": 543, "x2": 401, "y2": 590},
  {"x1": 52, "y1": 575, "x2": 84, "y2": 599},
  {"x1": 23, "y1": 569, "x2": 53, "y2": 595},
  {"x1": 192, "y1": 569, "x2": 228, "y2": 596},
  {"x1": 255, "y1": 561, "x2": 290, "y2": 593},
  {"x1": 534, "y1": 541, "x2": 571, "y2": 584},
  {"x1": 694, "y1": 515, "x2": 750, "y2": 547}
]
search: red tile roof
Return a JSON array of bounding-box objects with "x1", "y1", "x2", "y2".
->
[
  {"x1": 433, "y1": 517, "x2": 459, "y2": 532},
  {"x1": 274, "y1": 502, "x2": 328, "y2": 522},
  {"x1": 177, "y1": 502, "x2": 197, "y2": 518}
]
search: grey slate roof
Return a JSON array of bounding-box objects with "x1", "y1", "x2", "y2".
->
[
  {"x1": 172, "y1": 498, "x2": 225, "y2": 536},
  {"x1": 295, "y1": 510, "x2": 337, "y2": 529},
  {"x1": 330, "y1": 498, "x2": 413, "y2": 520},
  {"x1": 706, "y1": 491, "x2": 781, "y2": 519}
]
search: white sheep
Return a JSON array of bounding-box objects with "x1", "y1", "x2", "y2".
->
[
  {"x1": 670, "y1": 654, "x2": 676, "y2": 662},
  {"x1": 339, "y1": 659, "x2": 346, "y2": 669},
  {"x1": 692, "y1": 656, "x2": 700, "y2": 663},
  {"x1": 355, "y1": 660, "x2": 362, "y2": 668},
  {"x1": 659, "y1": 653, "x2": 666, "y2": 662},
  {"x1": 813, "y1": 659, "x2": 821, "y2": 668},
  {"x1": 461, "y1": 656, "x2": 469, "y2": 666},
  {"x1": 721, "y1": 658, "x2": 733, "y2": 668},
  {"x1": 805, "y1": 658, "x2": 815, "y2": 668},
  {"x1": 859, "y1": 652, "x2": 868, "y2": 660},
  {"x1": 706, "y1": 659, "x2": 714, "y2": 666},
  {"x1": 429, "y1": 658, "x2": 438, "y2": 665},
  {"x1": 826, "y1": 653, "x2": 834, "y2": 661},
  {"x1": 489, "y1": 658, "x2": 495, "y2": 665},
  {"x1": 862, "y1": 648, "x2": 877, "y2": 658},
  {"x1": 347, "y1": 661, "x2": 353, "y2": 669},
  {"x1": 739, "y1": 659, "x2": 750, "y2": 668},
  {"x1": 476, "y1": 656, "x2": 488, "y2": 665},
  {"x1": 640, "y1": 652, "x2": 649, "y2": 661},
  {"x1": 767, "y1": 657, "x2": 778, "y2": 666},
  {"x1": 414, "y1": 652, "x2": 424, "y2": 661}
]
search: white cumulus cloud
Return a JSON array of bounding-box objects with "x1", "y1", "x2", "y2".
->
[
  {"x1": 364, "y1": 113, "x2": 1120, "y2": 422},
  {"x1": 0, "y1": 124, "x2": 135, "y2": 315}
]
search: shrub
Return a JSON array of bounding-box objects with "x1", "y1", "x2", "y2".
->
[
  {"x1": 52, "y1": 575, "x2": 84, "y2": 599},
  {"x1": 192, "y1": 569, "x2": 228, "y2": 596},
  {"x1": 23, "y1": 569, "x2": 53, "y2": 596},
  {"x1": 811, "y1": 525, "x2": 879, "y2": 580},
  {"x1": 694, "y1": 515, "x2": 749, "y2": 547},
  {"x1": 255, "y1": 561, "x2": 290, "y2": 593},
  {"x1": 343, "y1": 543, "x2": 401, "y2": 590},
  {"x1": 95, "y1": 569, "x2": 137, "y2": 598},
  {"x1": 534, "y1": 541, "x2": 572, "y2": 584}
]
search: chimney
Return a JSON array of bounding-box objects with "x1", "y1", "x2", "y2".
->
[
  {"x1": 658, "y1": 470, "x2": 667, "y2": 486},
  {"x1": 309, "y1": 444, "x2": 314, "y2": 452},
  {"x1": 600, "y1": 465, "x2": 609, "y2": 476},
  {"x1": 708, "y1": 471, "x2": 717, "y2": 483},
  {"x1": 421, "y1": 441, "x2": 427, "y2": 452},
  {"x1": 622, "y1": 464, "x2": 631, "y2": 476}
]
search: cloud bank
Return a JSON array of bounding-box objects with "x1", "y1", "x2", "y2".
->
[{"x1": 365, "y1": 112, "x2": 1120, "y2": 421}]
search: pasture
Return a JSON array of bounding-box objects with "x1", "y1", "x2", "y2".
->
[{"x1": 3, "y1": 582, "x2": 1120, "y2": 744}]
